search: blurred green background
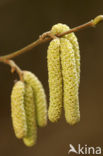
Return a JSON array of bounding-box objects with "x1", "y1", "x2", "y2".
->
[{"x1": 0, "y1": 0, "x2": 103, "y2": 156}]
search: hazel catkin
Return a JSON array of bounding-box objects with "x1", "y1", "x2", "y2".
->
[
  {"x1": 23, "y1": 71, "x2": 47, "y2": 127},
  {"x1": 23, "y1": 84, "x2": 37, "y2": 147},
  {"x1": 11, "y1": 81, "x2": 27, "y2": 139},
  {"x1": 47, "y1": 38, "x2": 62, "y2": 122},
  {"x1": 60, "y1": 38, "x2": 80, "y2": 125},
  {"x1": 51, "y1": 23, "x2": 80, "y2": 125}
]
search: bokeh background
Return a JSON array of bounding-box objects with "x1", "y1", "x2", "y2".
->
[{"x1": 0, "y1": 0, "x2": 103, "y2": 156}]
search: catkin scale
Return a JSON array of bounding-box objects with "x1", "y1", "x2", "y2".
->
[
  {"x1": 23, "y1": 71, "x2": 47, "y2": 127},
  {"x1": 11, "y1": 81, "x2": 27, "y2": 139},
  {"x1": 47, "y1": 39, "x2": 62, "y2": 122},
  {"x1": 60, "y1": 38, "x2": 80, "y2": 125},
  {"x1": 23, "y1": 84, "x2": 37, "y2": 147}
]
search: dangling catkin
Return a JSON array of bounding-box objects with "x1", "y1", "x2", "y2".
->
[
  {"x1": 47, "y1": 38, "x2": 62, "y2": 122},
  {"x1": 23, "y1": 71, "x2": 47, "y2": 127},
  {"x1": 23, "y1": 84, "x2": 37, "y2": 147},
  {"x1": 51, "y1": 23, "x2": 80, "y2": 83},
  {"x1": 60, "y1": 38, "x2": 80, "y2": 125},
  {"x1": 51, "y1": 23, "x2": 80, "y2": 124},
  {"x1": 11, "y1": 81, "x2": 27, "y2": 139}
]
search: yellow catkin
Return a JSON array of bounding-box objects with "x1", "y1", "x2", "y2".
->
[
  {"x1": 47, "y1": 38, "x2": 62, "y2": 122},
  {"x1": 23, "y1": 71, "x2": 47, "y2": 127},
  {"x1": 60, "y1": 38, "x2": 80, "y2": 125},
  {"x1": 11, "y1": 81, "x2": 27, "y2": 139},
  {"x1": 23, "y1": 84, "x2": 37, "y2": 147},
  {"x1": 51, "y1": 23, "x2": 80, "y2": 82}
]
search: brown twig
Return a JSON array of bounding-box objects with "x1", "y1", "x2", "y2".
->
[
  {"x1": 0, "y1": 15, "x2": 102, "y2": 61},
  {"x1": 0, "y1": 15, "x2": 103, "y2": 79}
]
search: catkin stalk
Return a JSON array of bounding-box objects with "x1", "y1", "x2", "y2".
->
[
  {"x1": 60, "y1": 38, "x2": 80, "y2": 125},
  {"x1": 23, "y1": 84, "x2": 37, "y2": 147},
  {"x1": 23, "y1": 71, "x2": 47, "y2": 127},
  {"x1": 47, "y1": 38, "x2": 63, "y2": 122},
  {"x1": 11, "y1": 81, "x2": 27, "y2": 138}
]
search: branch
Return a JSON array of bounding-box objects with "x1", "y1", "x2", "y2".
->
[
  {"x1": 0, "y1": 15, "x2": 102, "y2": 61},
  {"x1": 0, "y1": 15, "x2": 103, "y2": 80}
]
